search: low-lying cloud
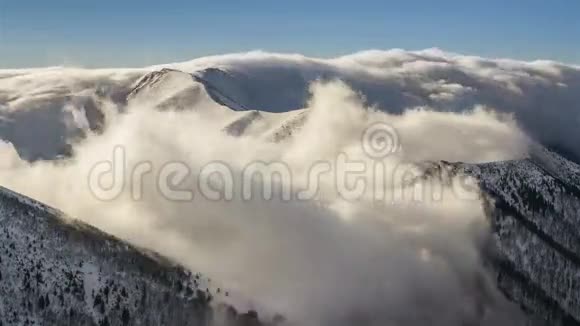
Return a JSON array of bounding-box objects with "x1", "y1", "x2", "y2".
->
[
  {"x1": 2, "y1": 49, "x2": 579, "y2": 163},
  {"x1": 0, "y1": 73, "x2": 531, "y2": 325}
]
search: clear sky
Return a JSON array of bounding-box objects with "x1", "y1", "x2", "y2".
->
[{"x1": 1, "y1": 0, "x2": 579, "y2": 68}]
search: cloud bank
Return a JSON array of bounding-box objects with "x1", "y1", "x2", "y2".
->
[
  {"x1": 1, "y1": 49, "x2": 576, "y2": 324},
  {"x1": 2, "y1": 49, "x2": 579, "y2": 163},
  {"x1": 0, "y1": 74, "x2": 532, "y2": 325}
]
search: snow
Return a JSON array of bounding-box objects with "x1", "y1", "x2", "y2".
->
[
  {"x1": 2, "y1": 50, "x2": 580, "y2": 324},
  {"x1": 0, "y1": 185, "x2": 222, "y2": 325}
]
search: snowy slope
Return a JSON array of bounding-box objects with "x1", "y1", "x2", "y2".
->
[
  {"x1": 0, "y1": 68, "x2": 143, "y2": 160},
  {"x1": 0, "y1": 186, "x2": 266, "y2": 326},
  {"x1": 421, "y1": 149, "x2": 580, "y2": 325},
  {"x1": 127, "y1": 68, "x2": 310, "y2": 140}
]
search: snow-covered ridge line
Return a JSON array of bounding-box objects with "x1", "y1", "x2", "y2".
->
[
  {"x1": 0, "y1": 185, "x2": 62, "y2": 218},
  {"x1": 433, "y1": 154, "x2": 580, "y2": 325},
  {"x1": 0, "y1": 185, "x2": 180, "y2": 268},
  {"x1": 418, "y1": 154, "x2": 580, "y2": 325},
  {"x1": 3, "y1": 49, "x2": 580, "y2": 161},
  {"x1": 0, "y1": 185, "x2": 270, "y2": 325},
  {"x1": 149, "y1": 50, "x2": 580, "y2": 161},
  {"x1": 127, "y1": 67, "x2": 252, "y2": 112}
]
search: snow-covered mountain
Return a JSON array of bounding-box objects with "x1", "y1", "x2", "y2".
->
[
  {"x1": 105, "y1": 62, "x2": 580, "y2": 325},
  {"x1": 0, "y1": 185, "x2": 271, "y2": 326},
  {"x1": 3, "y1": 50, "x2": 580, "y2": 162},
  {"x1": 1, "y1": 50, "x2": 580, "y2": 325},
  {"x1": 419, "y1": 147, "x2": 580, "y2": 325}
]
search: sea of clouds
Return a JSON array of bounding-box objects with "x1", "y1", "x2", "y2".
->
[{"x1": 1, "y1": 49, "x2": 579, "y2": 325}]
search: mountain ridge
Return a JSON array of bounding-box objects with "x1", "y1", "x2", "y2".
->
[
  {"x1": 420, "y1": 149, "x2": 580, "y2": 325},
  {"x1": 2, "y1": 51, "x2": 580, "y2": 325},
  {"x1": 0, "y1": 185, "x2": 270, "y2": 326}
]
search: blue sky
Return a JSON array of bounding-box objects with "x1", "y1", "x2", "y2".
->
[{"x1": 1, "y1": 0, "x2": 579, "y2": 68}]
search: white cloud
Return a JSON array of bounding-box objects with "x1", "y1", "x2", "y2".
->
[
  {"x1": 1, "y1": 49, "x2": 575, "y2": 324},
  {"x1": 0, "y1": 77, "x2": 530, "y2": 325}
]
